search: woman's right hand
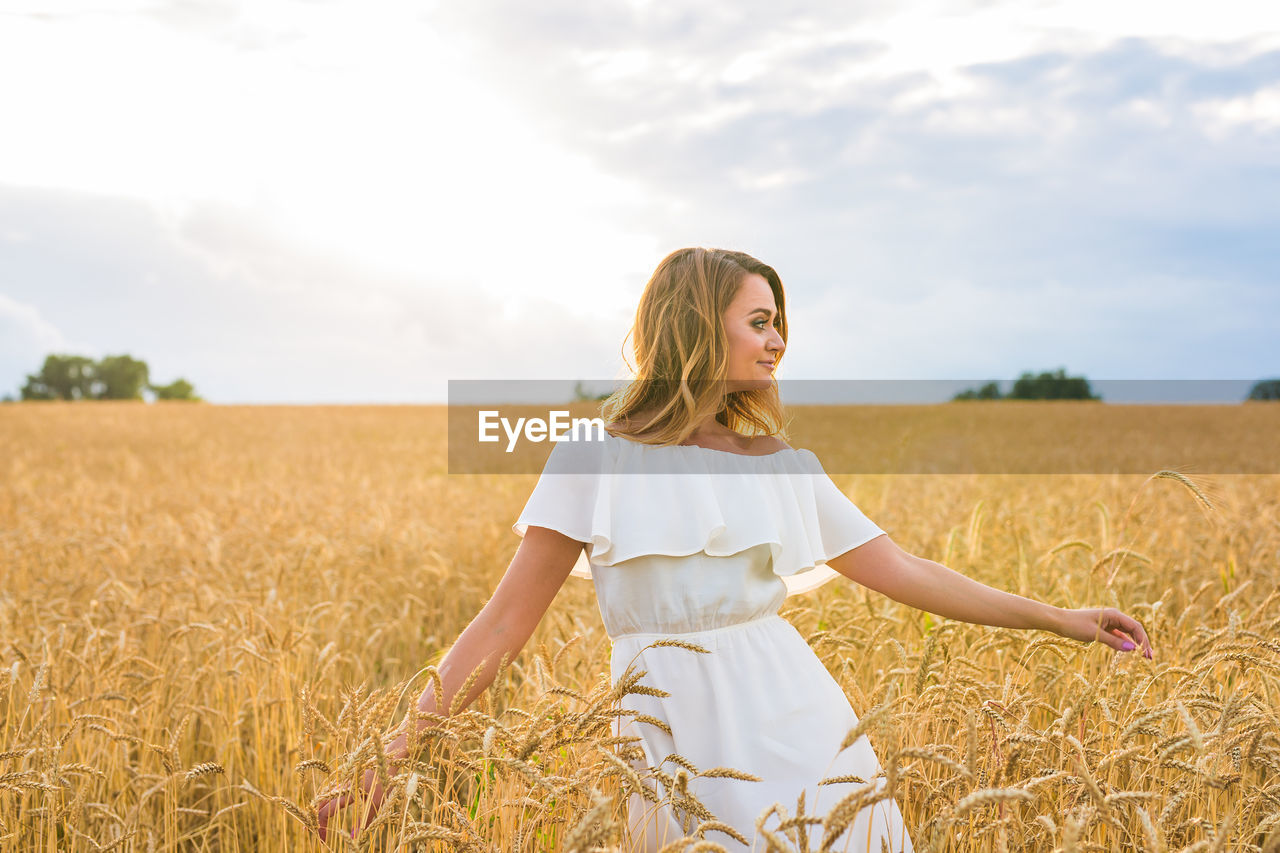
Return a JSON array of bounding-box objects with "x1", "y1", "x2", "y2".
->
[{"x1": 1054, "y1": 606, "x2": 1154, "y2": 659}]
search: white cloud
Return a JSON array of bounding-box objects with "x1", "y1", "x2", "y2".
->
[
  {"x1": 1194, "y1": 83, "x2": 1280, "y2": 137},
  {"x1": 0, "y1": 1, "x2": 664, "y2": 315},
  {"x1": 0, "y1": 294, "x2": 72, "y2": 351},
  {"x1": 0, "y1": 183, "x2": 642, "y2": 402},
  {"x1": 0, "y1": 293, "x2": 98, "y2": 393}
]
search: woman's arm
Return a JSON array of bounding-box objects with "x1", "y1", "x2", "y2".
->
[
  {"x1": 396, "y1": 524, "x2": 584, "y2": 739},
  {"x1": 316, "y1": 525, "x2": 585, "y2": 840},
  {"x1": 827, "y1": 534, "x2": 1153, "y2": 655},
  {"x1": 829, "y1": 535, "x2": 1062, "y2": 631}
]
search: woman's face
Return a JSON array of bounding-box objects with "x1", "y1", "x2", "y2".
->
[{"x1": 722, "y1": 273, "x2": 785, "y2": 389}]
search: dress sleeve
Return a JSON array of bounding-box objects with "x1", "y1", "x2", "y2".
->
[
  {"x1": 810, "y1": 467, "x2": 886, "y2": 560},
  {"x1": 511, "y1": 438, "x2": 601, "y2": 545}
]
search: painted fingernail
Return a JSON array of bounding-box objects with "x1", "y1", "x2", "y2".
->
[{"x1": 1121, "y1": 641, "x2": 1135, "y2": 651}]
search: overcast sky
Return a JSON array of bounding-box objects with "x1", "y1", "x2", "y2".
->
[{"x1": 1, "y1": 0, "x2": 1277, "y2": 403}]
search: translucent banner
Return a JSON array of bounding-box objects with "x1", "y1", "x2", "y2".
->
[{"x1": 447, "y1": 380, "x2": 1280, "y2": 474}]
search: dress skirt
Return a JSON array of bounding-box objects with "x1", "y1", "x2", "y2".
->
[{"x1": 610, "y1": 613, "x2": 915, "y2": 853}]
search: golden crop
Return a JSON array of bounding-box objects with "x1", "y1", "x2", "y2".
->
[{"x1": 2, "y1": 403, "x2": 1278, "y2": 851}]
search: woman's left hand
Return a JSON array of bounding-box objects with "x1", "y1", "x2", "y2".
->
[{"x1": 1055, "y1": 607, "x2": 1154, "y2": 659}]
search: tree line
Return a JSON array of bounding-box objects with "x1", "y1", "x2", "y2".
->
[
  {"x1": 6, "y1": 354, "x2": 201, "y2": 402},
  {"x1": 953, "y1": 368, "x2": 1102, "y2": 400},
  {"x1": 953, "y1": 369, "x2": 1280, "y2": 402},
  {"x1": 9, "y1": 361, "x2": 1277, "y2": 405}
]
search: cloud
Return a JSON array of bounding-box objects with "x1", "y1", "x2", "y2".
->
[
  {"x1": 425, "y1": 6, "x2": 1280, "y2": 381},
  {"x1": 0, "y1": 295, "x2": 66, "y2": 348},
  {"x1": 0, "y1": 183, "x2": 635, "y2": 401},
  {"x1": 139, "y1": 0, "x2": 311, "y2": 52},
  {"x1": 0, "y1": 294, "x2": 89, "y2": 393}
]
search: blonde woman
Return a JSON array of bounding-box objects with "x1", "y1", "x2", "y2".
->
[{"x1": 317, "y1": 247, "x2": 1155, "y2": 850}]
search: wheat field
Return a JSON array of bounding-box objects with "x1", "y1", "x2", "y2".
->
[{"x1": 2, "y1": 403, "x2": 1278, "y2": 852}]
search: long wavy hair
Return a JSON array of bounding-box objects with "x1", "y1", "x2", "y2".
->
[{"x1": 601, "y1": 247, "x2": 791, "y2": 446}]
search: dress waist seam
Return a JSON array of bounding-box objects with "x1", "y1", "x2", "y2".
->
[{"x1": 609, "y1": 612, "x2": 786, "y2": 643}]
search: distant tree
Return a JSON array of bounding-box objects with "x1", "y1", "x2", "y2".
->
[
  {"x1": 21, "y1": 354, "x2": 97, "y2": 400},
  {"x1": 1247, "y1": 379, "x2": 1280, "y2": 401},
  {"x1": 572, "y1": 381, "x2": 610, "y2": 402},
  {"x1": 1, "y1": 393, "x2": 13, "y2": 403},
  {"x1": 952, "y1": 381, "x2": 1003, "y2": 401},
  {"x1": 94, "y1": 354, "x2": 150, "y2": 400},
  {"x1": 150, "y1": 378, "x2": 202, "y2": 401},
  {"x1": 1008, "y1": 368, "x2": 1100, "y2": 400},
  {"x1": 16, "y1": 353, "x2": 201, "y2": 402},
  {"x1": 951, "y1": 370, "x2": 1100, "y2": 401}
]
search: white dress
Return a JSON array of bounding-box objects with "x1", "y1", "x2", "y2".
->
[{"x1": 512, "y1": 430, "x2": 915, "y2": 853}]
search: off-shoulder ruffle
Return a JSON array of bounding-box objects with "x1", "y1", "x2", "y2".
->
[{"x1": 512, "y1": 431, "x2": 885, "y2": 596}]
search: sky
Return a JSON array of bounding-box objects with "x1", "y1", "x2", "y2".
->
[{"x1": 1, "y1": 0, "x2": 1277, "y2": 404}]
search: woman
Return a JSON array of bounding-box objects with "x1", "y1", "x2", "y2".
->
[{"x1": 316, "y1": 247, "x2": 1155, "y2": 849}]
